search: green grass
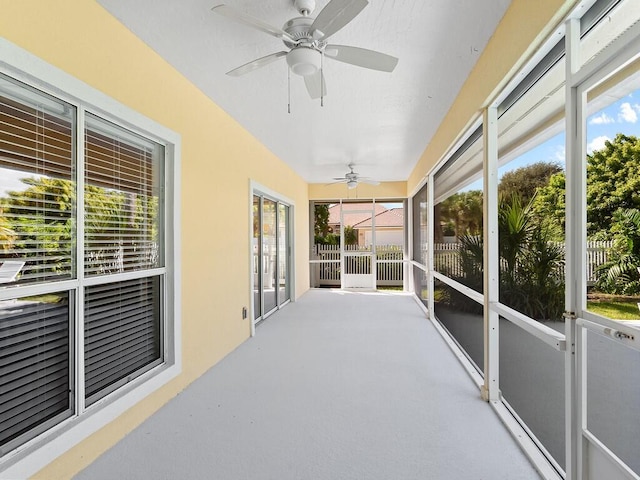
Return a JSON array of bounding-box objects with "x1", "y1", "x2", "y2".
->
[{"x1": 587, "y1": 301, "x2": 640, "y2": 320}]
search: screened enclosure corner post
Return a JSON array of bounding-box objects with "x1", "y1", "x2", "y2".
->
[{"x1": 482, "y1": 106, "x2": 499, "y2": 402}]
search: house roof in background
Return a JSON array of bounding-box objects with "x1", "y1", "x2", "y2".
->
[
  {"x1": 327, "y1": 203, "x2": 387, "y2": 227},
  {"x1": 353, "y1": 208, "x2": 404, "y2": 228}
]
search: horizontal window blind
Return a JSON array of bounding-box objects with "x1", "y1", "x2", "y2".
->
[
  {"x1": 84, "y1": 114, "x2": 163, "y2": 276},
  {"x1": 0, "y1": 77, "x2": 76, "y2": 284},
  {"x1": 0, "y1": 293, "x2": 71, "y2": 451},
  {"x1": 84, "y1": 276, "x2": 161, "y2": 403}
]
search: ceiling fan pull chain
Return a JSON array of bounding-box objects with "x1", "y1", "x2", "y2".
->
[
  {"x1": 287, "y1": 65, "x2": 291, "y2": 114},
  {"x1": 321, "y1": 49, "x2": 325, "y2": 107}
]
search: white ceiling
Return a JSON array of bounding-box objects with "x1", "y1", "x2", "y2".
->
[{"x1": 96, "y1": 0, "x2": 511, "y2": 184}]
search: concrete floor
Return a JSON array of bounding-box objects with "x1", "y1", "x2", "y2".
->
[{"x1": 75, "y1": 290, "x2": 541, "y2": 480}]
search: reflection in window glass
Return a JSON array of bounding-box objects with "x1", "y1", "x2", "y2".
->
[
  {"x1": 0, "y1": 75, "x2": 76, "y2": 284},
  {"x1": 433, "y1": 135, "x2": 484, "y2": 294},
  {"x1": 263, "y1": 199, "x2": 277, "y2": 314},
  {"x1": 412, "y1": 185, "x2": 427, "y2": 265}
]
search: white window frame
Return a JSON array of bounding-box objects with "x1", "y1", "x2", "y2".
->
[{"x1": 0, "y1": 38, "x2": 182, "y2": 479}]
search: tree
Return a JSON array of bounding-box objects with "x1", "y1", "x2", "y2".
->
[
  {"x1": 533, "y1": 134, "x2": 640, "y2": 238},
  {"x1": 314, "y1": 204, "x2": 330, "y2": 243},
  {"x1": 532, "y1": 172, "x2": 566, "y2": 236},
  {"x1": 1, "y1": 176, "x2": 158, "y2": 277},
  {"x1": 586, "y1": 134, "x2": 640, "y2": 234},
  {"x1": 439, "y1": 190, "x2": 483, "y2": 237},
  {"x1": 595, "y1": 208, "x2": 640, "y2": 295},
  {"x1": 499, "y1": 161, "x2": 562, "y2": 206},
  {"x1": 343, "y1": 225, "x2": 358, "y2": 246}
]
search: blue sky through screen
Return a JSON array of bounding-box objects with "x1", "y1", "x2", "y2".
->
[{"x1": 460, "y1": 87, "x2": 640, "y2": 192}]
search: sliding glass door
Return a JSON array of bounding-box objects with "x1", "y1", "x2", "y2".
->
[{"x1": 253, "y1": 193, "x2": 291, "y2": 324}]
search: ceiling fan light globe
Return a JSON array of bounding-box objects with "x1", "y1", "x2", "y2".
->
[
  {"x1": 286, "y1": 47, "x2": 321, "y2": 76},
  {"x1": 347, "y1": 180, "x2": 358, "y2": 189}
]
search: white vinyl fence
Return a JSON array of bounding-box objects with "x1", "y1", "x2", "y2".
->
[
  {"x1": 310, "y1": 244, "x2": 404, "y2": 287},
  {"x1": 433, "y1": 240, "x2": 613, "y2": 284}
]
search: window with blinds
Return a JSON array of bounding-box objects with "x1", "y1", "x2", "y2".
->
[
  {"x1": 0, "y1": 292, "x2": 72, "y2": 454},
  {"x1": 84, "y1": 114, "x2": 163, "y2": 276},
  {"x1": 0, "y1": 75, "x2": 76, "y2": 284},
  {"x1": 0, "y1": 73, "x2": 168, "y2": 457},
  {"x1": 84, "y1": 276, "x2": 161, "y2": 404}
]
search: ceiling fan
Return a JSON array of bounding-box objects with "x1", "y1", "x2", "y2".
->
[
  {"x1": 211, "y1": 0, "x2": 399, "y2": 99},
  {"x1": 330, "y1": 164, "x2": 380, "y2": 189}
]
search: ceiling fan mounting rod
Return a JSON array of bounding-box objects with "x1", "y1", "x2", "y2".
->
[{"x1": 294, "y1": 0, "x2": 315, "y2": 16}]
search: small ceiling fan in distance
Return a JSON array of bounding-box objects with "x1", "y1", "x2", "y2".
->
[
  {"x1": 330, "y1": 164, "x2": 380, "y2": 189},
  {"x1": 211, "y1": 0, "x2": 399, "y2": 99}
]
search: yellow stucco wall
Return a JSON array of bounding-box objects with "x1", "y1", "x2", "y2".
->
[
  {"x1": 407, "y1": 0, "x2": 577, "y2": 193},
  {"x1": 0, "y1": 1, "x2": 309, "y2": 478},
  {"x1": 308, "y1": 181, "x2": 407, "y2": 200}
]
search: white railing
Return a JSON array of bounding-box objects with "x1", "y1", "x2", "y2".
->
[{"x1": 310, "y1": 244, "x2": 404, "y2": 286}]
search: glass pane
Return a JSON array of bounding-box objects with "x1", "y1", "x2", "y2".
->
[
  {"x1": 433, "y1": 278, "x2": 483, "y2": 372},
  {"x1": 585, "y1": 65, "x2": 640, "y2": 320},
  {"x1": 500, "y1": 318, "x2": 565, "y2": 469},
  {"x1": 84, "y1": 114, "x2": 164, "y2": 276},
  {"x1": 278, "y1": 203, "x2": 289, "y2": 304},
  {"x1": 263, "y1": 199, "x2": 277, "y2": 314},
  {"x1": 586, "y1": 331, "x2": 640, "y2": 476},
  {"x1": 434, "y1": 135, "x2": 484, "y2": 294},
  {"x1": 413, "y1": 264, "x2": 428, "y2": 308},
  {"x1": 412, "y1": 184, "x2": 427, "y2": 264},
  {"x1": 253, "y1": 195, "x2": 261, "y2": 319},
  {"x1": 85, "y1": 276, "x2": 161, "y2": 403},
  {"x1": 0, "y1": 75, "x2": 76, "y2": 284},
  {"x1": 0, "y1": 291, "x2": 72, "y2": 453}
]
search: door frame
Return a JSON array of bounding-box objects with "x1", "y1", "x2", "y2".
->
[{"x1": 250, "y1": 181, "x2": 295, "y2": 336}]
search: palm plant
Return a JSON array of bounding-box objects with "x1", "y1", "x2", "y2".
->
[{"x1": 595, "y1": 208, "x2": 640, "y2": 295}]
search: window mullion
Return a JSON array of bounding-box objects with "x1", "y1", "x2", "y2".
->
[{"x1": 76, "y1": 106, "x2": 86, "y2": 415}]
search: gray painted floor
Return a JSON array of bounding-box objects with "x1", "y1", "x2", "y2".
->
[{"x1": 75, "y1": 290, "x2": 541, "y2": 480}]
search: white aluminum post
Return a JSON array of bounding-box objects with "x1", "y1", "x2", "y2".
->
[
  {"x1": 482, "y1": 106, "x2": 499, "y2": 402},
  {"x1": 564, "y1": 17, "x2": 581, "y2": 480}
]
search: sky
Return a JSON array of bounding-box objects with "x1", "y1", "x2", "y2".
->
[
  {"x1": 460, "y1": 87, "x2": 640, "y2": 192},
  {"x1": 505, "y1": 88, "x2": 640, "y2": 175}
]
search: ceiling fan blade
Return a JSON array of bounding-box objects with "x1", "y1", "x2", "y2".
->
[
  {"x1": 326, "y1": 180, "x2": 348, "y2": 185},
  {"x1": 324, "y1": 45, "x2": 398, "y2": 72},
  {"x1": 212, "y1": 5, "x2": 297, "y2": 44},
  {"x1": 226, "y1": 51, "x2": 287, "y2": 77},
  {"x1": 310, "y1": 0, "x2": 368, "y2": 41},
  {"x1": 304, "y1": 70, "x2": 327, "y2": 99}
]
